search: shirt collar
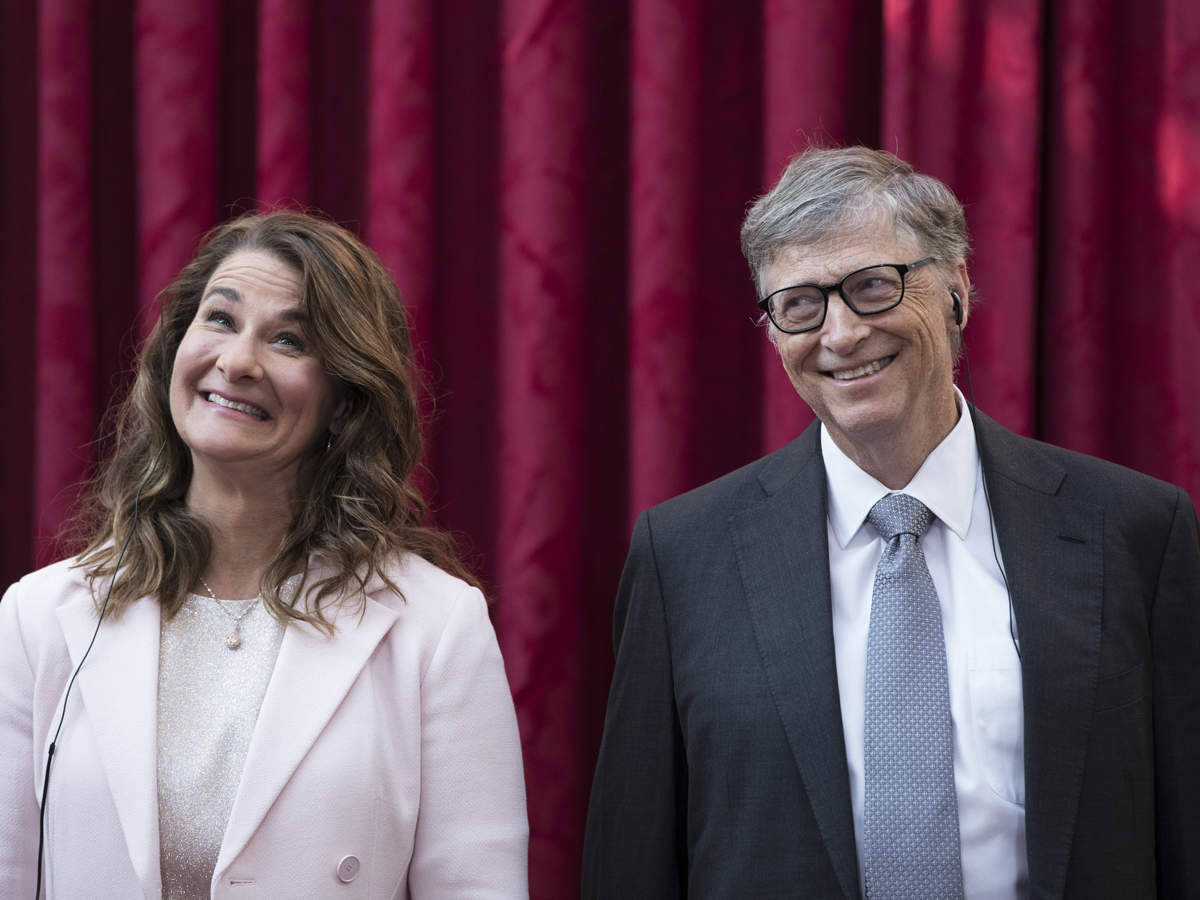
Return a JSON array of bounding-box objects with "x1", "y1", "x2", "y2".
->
[{"x1": 821, "y1": 386, "x2": 979, "y2": 548}]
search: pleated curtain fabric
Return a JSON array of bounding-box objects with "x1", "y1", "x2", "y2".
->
[{"x1": 4, "y1": 2, "x2": 1200, "y2": 897}]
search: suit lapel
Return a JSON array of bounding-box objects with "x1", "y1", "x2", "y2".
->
[
  {"x1": 731, "y1": 426, "x2": 860, "y2": 900},
  {"x1": 975, "y1": 413, "x2": 1104, "y2": 898},
  {"x1": 214, "y1": 577, "x2": 400, "y2": 875},
  {"x1": 56, "y1": 590, "x2": 163, "y2": 900}
]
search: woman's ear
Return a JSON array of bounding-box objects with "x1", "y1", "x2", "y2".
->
[{"x1": 329, "y1": 394, "x2": 351, "y2": 436}]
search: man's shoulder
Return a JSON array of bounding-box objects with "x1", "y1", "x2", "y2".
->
[
  {"x1": 977, "y1": 413, "x2": 1186, "y2": 514},
  {"x1": 644, "y1": 423, "x2": 822, "y2": 531}
]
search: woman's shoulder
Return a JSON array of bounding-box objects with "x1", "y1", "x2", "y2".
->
[
  {"x1": 346, "y1": 554, "x2": 486, "y2": 642},
  {"x1": 4, "y1": 556, "x2": 91, "y2": 604},
  {"x1": 1, "y1": 557, "x2": 94, "y2": 642},
  {"x1": 365, "y1": 553, "x2": 485, "y2": 619}
]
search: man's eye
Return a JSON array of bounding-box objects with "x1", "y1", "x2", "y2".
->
[{"x1": 783, "y1": 293, "x2": 821, "y2": 310}]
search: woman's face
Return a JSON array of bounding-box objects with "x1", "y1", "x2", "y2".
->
[{"x1": 168, "y1": 249, "x2": 344, "y2": 492}]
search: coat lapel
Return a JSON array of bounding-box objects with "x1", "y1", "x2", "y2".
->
[
  {"x1": 974, "y1": 413, "x2": 1104, "y2": 898},
  {"x1": 730, "y1": 425, "x2": 861, "y2": 900},
  {"x1": 214, "y1": 574, "x2": 400, "y2": 875},
  {"x1": 56, "y1": 588, "x2": 163, "y2": 900}
]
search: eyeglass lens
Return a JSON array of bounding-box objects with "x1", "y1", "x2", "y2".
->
[{"x1": 768, "y1": 265, "x2": 905, "y2": 331}]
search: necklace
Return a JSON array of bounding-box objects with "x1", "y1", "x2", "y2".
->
[{"x1": 198, "y1": 577, "x2": 260, "y2": 650}]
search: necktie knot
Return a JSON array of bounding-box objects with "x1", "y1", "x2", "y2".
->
[{"x1": 867, "y1": 492, "x2": 934, "y2": 543}]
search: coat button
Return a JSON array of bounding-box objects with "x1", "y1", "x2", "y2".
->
[{"x1": 337, "y1": 855, "x2": 361, "y2": 883}]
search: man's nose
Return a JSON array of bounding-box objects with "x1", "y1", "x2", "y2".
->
[{"x1": 820, "y1": 293, "x2": 869, "y2": 352}]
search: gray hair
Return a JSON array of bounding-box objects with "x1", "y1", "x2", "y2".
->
[{"x1": 740, "y1": 146, "x2": 970, "y2": 296}]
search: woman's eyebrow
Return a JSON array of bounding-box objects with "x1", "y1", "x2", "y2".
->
[{"x1": 203, "y1": 286, "x2": 241, "y2": 303}]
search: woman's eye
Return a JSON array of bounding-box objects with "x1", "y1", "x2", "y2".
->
[
  {"x1": 276, "y1": 332, "x2": 306, "y2": 351},
  {"x1": 205, "y1": 310, "x2": 234, "y2": 327}
]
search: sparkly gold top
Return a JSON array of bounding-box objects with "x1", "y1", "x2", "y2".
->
[{"x1": 156, "y1": 593, "x2": 285, "y2": 899}]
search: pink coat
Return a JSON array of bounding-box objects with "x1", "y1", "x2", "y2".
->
[{"x1": 0, "y1": 555, "x2": 529, "y2": 898}]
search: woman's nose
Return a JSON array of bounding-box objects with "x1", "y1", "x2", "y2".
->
[{"x1": 215, "y1": 334, "x2": 264, "y2": 381}]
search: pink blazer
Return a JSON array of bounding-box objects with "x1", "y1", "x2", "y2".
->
[{"x1": 0, "y1": 555, "x2": 529, "y2": 898}]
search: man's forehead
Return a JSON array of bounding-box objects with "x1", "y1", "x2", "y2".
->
[{"x1": 765, "y1": 225, "x2": 922, "y2": 288}]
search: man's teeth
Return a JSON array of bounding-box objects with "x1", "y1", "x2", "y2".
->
[
  {"x1": 830, "y1": 356, "x2": 894, "y2": 381},
  {"x1": 207, "y1": 393, "x2": 268, "y2": 419}
]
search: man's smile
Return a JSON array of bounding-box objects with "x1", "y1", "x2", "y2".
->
[{"x1": 825, "y1": 355, "x2": 896, "y2": 382}]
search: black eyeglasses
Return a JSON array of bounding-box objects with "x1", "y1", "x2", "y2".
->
[{"x1": 758, "y1": 257, "x2": 937, "y2": 334}]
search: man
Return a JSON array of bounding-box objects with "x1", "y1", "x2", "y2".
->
[{"x1": 582, "y1": 147, "x2": 1199, "y2": 899}]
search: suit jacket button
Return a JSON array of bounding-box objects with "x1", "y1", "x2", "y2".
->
[{"x1": 337, "y1": 855, "x2": 361, "y2": 883}]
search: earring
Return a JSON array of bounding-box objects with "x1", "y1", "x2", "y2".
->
[{"x1": 326, "y1": 432, "x2": 334, "y2": 452}]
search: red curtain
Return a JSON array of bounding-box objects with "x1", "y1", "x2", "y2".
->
[{"x1": 4, "y1": 2, "x2": 1199, "y2": 896}]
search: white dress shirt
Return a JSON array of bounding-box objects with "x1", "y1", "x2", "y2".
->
[{"x1": 823, "y1": 390, "x2": 1028, "y2": 899}]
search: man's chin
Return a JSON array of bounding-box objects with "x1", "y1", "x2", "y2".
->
[{"x1": 820, "y1": 404, "x2": 901, "y2": 447}]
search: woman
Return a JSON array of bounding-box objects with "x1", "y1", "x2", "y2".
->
[{"x1": 0, "y1": 212, "x2": 529, "y2": 898}]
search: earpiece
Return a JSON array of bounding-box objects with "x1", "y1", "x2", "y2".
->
[{"x1": 950, "y1": 291, "x2": 963, "y2": 326}]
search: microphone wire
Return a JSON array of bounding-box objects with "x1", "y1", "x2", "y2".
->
[
  {"x1": 958, "y1": 323, "x2": 1021, "y2": 660},
  {"x1": 33, "y1": 439, "x2": 166, "y2": 900}
]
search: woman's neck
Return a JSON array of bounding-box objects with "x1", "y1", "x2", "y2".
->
[{"x1": 185, "y1": 468, "x2": 296, "y2": 600}]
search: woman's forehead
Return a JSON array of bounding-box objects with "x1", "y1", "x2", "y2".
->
[{"x1": 205, "y1": 249, "x2": 301, "y2": 296}]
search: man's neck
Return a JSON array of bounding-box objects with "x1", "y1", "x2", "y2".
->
[{"x1": 827, "y1": 394, "x2": 962, "y2": 490}]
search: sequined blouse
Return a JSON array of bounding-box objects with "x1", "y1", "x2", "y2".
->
[{"x1": 156, "y1": 595, "x2": 285, "y2": 899}]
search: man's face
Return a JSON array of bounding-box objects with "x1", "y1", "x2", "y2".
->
[{"x1": 762, "y1": 223, "x2": 966, "y2": 465}]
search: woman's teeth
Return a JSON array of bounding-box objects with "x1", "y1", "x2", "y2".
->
[{"x1": 207, "y1": 393, "x2": 268, "y2": 419}]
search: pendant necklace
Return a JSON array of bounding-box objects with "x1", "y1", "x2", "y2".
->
[{"x1": 198, "y1": 577, "x2": 261, "y2": 650}]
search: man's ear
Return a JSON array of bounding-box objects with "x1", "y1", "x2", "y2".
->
[{"x1": 953, "y1": 260, "x2": 971, "y2": 329}]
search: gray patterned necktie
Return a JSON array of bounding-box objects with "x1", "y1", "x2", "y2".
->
[{"x1": 862, "y1": 493, "x2": 964, "y2": 900}]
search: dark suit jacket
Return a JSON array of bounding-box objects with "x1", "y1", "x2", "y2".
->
[{"x1": 582, "y1": 411, "x2": 1200, "y2": 899}]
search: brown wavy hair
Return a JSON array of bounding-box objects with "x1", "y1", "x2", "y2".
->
[{"x1": 74, "y1": 210, "x2": 476, "y2": 631}]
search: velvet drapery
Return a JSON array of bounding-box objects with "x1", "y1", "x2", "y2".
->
[{"x1": 3, "y1": 2, "x2": 1198, "y2": 896}]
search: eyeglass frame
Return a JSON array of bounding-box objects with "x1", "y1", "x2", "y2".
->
[{"x1": 757, "y1": 256, "x2": 938, "y2": 334}]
